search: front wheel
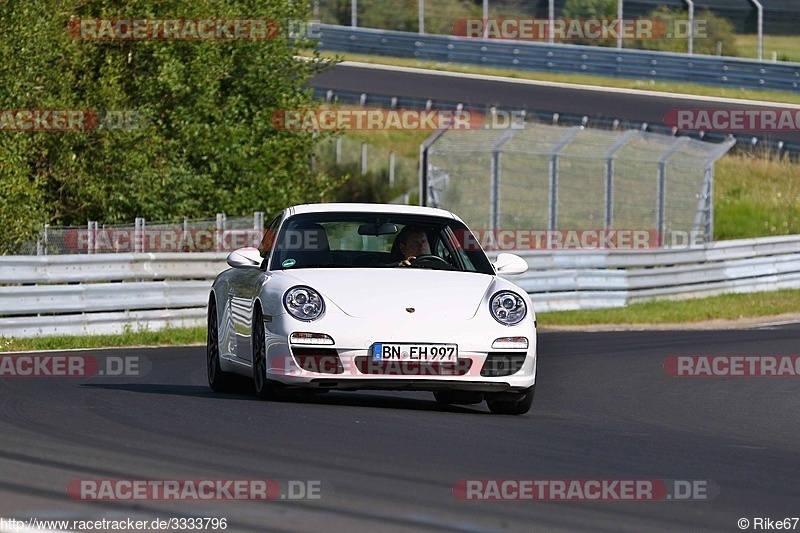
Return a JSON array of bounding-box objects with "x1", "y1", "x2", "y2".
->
[
  {"x1": 252, "y1": 309, "x2": 281, "y2": 400},
  {"x1": 486, "y1": 385, "x2": 535, "y2": 415}
]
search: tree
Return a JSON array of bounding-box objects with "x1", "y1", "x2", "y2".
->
[{"x1": 0, "y1": 0, "x2": 334, "y2": 253}]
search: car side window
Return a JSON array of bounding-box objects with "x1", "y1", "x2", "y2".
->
[{"x1": 258, "y1": 215, "x2": 281, "y2": 263}]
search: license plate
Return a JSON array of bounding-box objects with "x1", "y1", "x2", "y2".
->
[{"x1": 371, "y1": 343, "x2": 458, "y2": 362}]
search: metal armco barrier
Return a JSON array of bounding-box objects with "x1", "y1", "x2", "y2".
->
[
  {"x1": 2, "y1": 236, "x2": 800, "y2": 337},
  {"x1": 315, "y1": 24, "x2": 800, "y2": 93}
]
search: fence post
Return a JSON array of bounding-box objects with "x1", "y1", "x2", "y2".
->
[
  {"x1": 36, "y1": 223, "x2": 48, "y2": 256},
  {"x1": 389, "y1": 151, "x2": 395, "y2": 186},
  {"x1": 489, "y1": 126, "x2": 521, "y2": 232},
  {"x1": 604, "y1": 130, "x2": 639, "y2": 229},
  {"x1": 336, "y1": 137, "x2": 342, "y2": 164},
  {"x1": 134, "y1": 217, "x2": 145, "y2": 253},
  {"x1": 658, "y1": 137, "x2": 691, "y2": 246},
  {"x1": 216, "y1": 213, "x2": 226, "y2": 252},
  {"x1": 361, "y1": 142, "x2": 367, "y2": 174},
  {"x1": 549, "y1": 126, "x2": 582, "y2": 230},
  {"x1": 181, "y1": 216, "x2": 189, "y2": 251}
]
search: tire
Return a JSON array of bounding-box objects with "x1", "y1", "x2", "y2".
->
[
  {"x1": 486, "y1": 385, "x2": 535, "y2": 415},
  {"x1": 207, "y1": 298, "x2": 234, "y2": 392},
  {"x1": 252, "y1": 308, "x2": 281, "y2": 400}
]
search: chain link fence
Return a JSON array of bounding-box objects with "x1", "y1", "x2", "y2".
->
[
  {"x1": 422, "y1": 121, "x2": 735, "y2": 245},
  {"x1": 17, "y1": 214, "x2": 266, "y2": 255},
  {"x1": 314, "y1": 136, "x2": 417, "y2": 187}
]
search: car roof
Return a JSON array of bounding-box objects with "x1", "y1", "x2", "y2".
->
[{"x1": 286, "y1": 203, "x2": 460, "y2": 220}]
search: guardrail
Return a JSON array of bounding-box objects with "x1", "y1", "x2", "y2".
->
[
  {"x1": 315, "y1": 24, "x2": 800, "y2": 93},
  {"x1": 509, "y1": 235, "x2": 800, "y2": 311},
  {"x1": 2, "y1": 236, "x2": 800, "y2": 338},
  {"x1": 0, "y1": 254, "x2": 226, "y2": 338}
]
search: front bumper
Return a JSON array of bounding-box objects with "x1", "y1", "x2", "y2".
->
[{"x1": 263, "y1": 313, "x2": 537, "y2": 392}]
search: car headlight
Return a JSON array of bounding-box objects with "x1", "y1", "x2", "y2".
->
[
  {"x1": 490, "y1": 291, "x2": 527, "y2": 326},
  {"x1": 283, "y1": 286, "x2": 325, "y2": 321}
]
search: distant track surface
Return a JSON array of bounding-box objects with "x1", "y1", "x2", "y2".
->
[
  {"x1": 309, "y1": 62, "x2": 800, "y2": 145},
  {"x1": 2, "y1": 326, "x2": 800, "y2": 532}
]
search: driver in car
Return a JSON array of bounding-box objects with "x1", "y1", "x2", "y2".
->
[{"x1": 393, "y1": 225, "x2": 432, "y2": 266}]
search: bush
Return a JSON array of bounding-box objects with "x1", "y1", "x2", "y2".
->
[
  {"x1": 633, "y1": 6, "x2": 740, "y2": 56},
  {"x1": 562, "y1": 0, "x2": 617, "y2": 19},
  {"x1": 0, "y1": 0, "x2": 335, "y2": 253},
  {"x1": 322, "y1": 162, "x2": 408, "y2": 204}
]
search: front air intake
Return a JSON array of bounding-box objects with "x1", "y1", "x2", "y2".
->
[
  {"x1": 291, "y1": 348, "x2": 343, "y2": 374},
  {"x1": 480, "y1": 353, "x2": 526, "y2": 377}
]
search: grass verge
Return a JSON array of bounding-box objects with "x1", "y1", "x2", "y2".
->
[
  {"x1": 734, "y1": 34, "x2": 800, "y2": 63},
  {"x1": 538, "y1": 289, "x2": 800, "y2": 326},
  {"x1": 0, "y1": 326, "x2": 205, "y2": 353},
  {"x1": 312, "y1": 51, "x2": 800, "y2": 106}
]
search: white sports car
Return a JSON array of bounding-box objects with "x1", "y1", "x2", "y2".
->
[{"x1": 207, "y1": 203, "x2": 537, "y2": 414}]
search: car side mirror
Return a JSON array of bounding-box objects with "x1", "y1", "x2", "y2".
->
[
  {"x1": 493, "y1": 252, "x2": 528, "y2": 275},
  {"x1": 227, "y1": 247, "x2": 263, "y2": 269}
]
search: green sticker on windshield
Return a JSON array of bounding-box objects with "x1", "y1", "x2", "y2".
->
[{"x1": 282, "y1": 258, "x2": 296, "y2": 268}]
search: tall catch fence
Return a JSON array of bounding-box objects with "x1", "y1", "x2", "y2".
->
[{"x1": 422, "y1": 121, "x2": 735, "y2": 246}]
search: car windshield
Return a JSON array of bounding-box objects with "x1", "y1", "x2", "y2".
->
[{"x1": 268, "y1": 212, "x2": 495, "y2": 275}]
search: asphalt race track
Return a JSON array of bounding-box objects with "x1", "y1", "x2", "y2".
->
[
  {"x1": 2, "y1": 326, "x2": 800, "y2": 532},
  {"x1": 309, "y1": 63, "x2": 800, "y2": 145}
]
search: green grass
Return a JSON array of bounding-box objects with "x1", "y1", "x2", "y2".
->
[
  {"x1": 715, "y1": 153, "x2": 800, "y2": 239},
  {"x1": 735, "y1": 34, "x2": 800, "y2": 63},
  {"x1": 538, "y1": 289, "x2": 800, "y2": 326},
  {"x1": 0, "y1": 325, "x2": 205, "y2": 353},
  {"x1": 313, "y1": 50, "x2": 800, "y2": 105}
]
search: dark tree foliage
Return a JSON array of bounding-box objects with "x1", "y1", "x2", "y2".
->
[{"x1": 0, "y1": 0, "x2": 335, "y2": 253}]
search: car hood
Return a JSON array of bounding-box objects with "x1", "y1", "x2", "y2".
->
[{"x1": 281, "y1": 268, "x2": 495, "y2": 320}]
